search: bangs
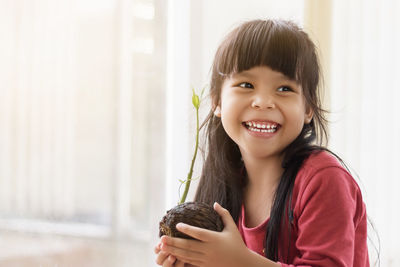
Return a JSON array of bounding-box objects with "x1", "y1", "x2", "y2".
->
[{"x1": 215, "y1": 20, "x2": 306, "y2": 82}]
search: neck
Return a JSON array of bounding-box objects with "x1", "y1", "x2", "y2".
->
[
  {"x1": 242, "y1": 152, "x2": 284, "y2": 193},
  {"x1": 240, "y1": 152, "x2": 285, "y2": 226}
]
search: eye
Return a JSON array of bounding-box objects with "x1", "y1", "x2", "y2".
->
[
  {"x1": 277, "y1": 86, "x2": 293, "y2": 92},
  {"x1": 238, "y1": 82, "x2": 254, "y2": 89}
]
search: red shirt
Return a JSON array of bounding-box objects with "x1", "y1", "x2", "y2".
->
[{"x1": 238, "y1": 151, "x2": 369, "y2": 266}]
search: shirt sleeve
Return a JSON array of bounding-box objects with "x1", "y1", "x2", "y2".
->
[{"x1": 278, "y1": 166, "x2": 364, "y2": 267}]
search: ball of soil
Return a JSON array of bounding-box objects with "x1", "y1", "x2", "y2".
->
[{"x1": 159, "y1": 202, "x2": 224, "y2": 239}]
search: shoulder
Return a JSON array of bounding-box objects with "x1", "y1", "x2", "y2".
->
[
  {"x1": 300, "y1": 150, "x2": 347, "y2": 175},
  {"x1": 296, "y1": 150, "x2": 354, "y2": 187},
  {"x1": 293, "y1": 150, "x2": 365, "y2": 220}
]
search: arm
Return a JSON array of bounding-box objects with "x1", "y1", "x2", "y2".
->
[
  {"x1": 280, "y1": 167, "x2": 365, "y2": 266},
  {"x1": 160, "y1": 202, "x2": 281, "y2": 267}
]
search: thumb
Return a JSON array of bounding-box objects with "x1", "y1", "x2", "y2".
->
[{"x1": 213, "y1": 202, "x2": 236, "y2": 230}]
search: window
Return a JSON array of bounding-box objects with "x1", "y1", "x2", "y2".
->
[{"x1": 0, "y1": 0, "x2": 166, "y2": 265}]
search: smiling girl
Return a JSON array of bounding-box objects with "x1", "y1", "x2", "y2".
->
[{"x1": 155, "y1": 19, "x2": 369, "y2": 267}]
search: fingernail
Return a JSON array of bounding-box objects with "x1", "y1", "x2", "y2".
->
[{"x1": 176, "y1": 222, "x2": 186, "y2": 229}]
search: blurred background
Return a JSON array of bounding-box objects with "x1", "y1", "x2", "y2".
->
[{"x1": 0, "y1": 0, "x2": 399, "y2": 266}]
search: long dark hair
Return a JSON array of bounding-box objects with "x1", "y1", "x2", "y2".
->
[{"x1": 194, "y1": 19, "x2": 328, "y2": 260}]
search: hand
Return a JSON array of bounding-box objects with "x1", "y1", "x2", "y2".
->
[
  {"x1": 159, "y1": 202, "x2": 249, "y2": 267},
  {"x1": 155, "y1": 242, "x2": 187, "y2": 267}
]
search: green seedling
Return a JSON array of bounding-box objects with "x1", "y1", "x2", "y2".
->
[{"x1": 178, "y1": 86, "x2": 205, "y2": 204}]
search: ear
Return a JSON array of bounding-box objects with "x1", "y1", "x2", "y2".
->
[
  {"x1": 304, "y1": 105, "x2": 314, "y2": 124},
  {"x1": 214, "y1": 105, "x2": 221, "y2": 117}
]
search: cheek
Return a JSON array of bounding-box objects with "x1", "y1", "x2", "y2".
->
[
  {"x1": 220, "y1": 110, "x2": 236, "y2": 132},
  {"x1": 219, "y1": 94, "x2": 238, "y2": 117},
  {"x1": 219, "y1": 101, "x2": 241, "y2": 139},
  {"x1": 287, "y1": 103, "x2": 308, "y2": 129}
]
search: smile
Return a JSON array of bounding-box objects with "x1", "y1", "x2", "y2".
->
[{"x1": 242, "y1": 121, "x2": 280, "y2": 134}]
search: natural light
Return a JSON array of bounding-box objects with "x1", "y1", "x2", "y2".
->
[{"x1": 0, "y1": 0, "x2": 399, "y2": 266}]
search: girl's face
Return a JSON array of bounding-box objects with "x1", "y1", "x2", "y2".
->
[{"x1": 214, "y1": 66, "x2": 313, "y2": 161}]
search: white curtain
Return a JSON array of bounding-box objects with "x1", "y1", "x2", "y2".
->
[
  {"x1": 329, "y1": 0, "x2": 400, "y2": 265},
  {"x1": 0, "y1": 0, "x2": 167, "y2": 265},
  {"x1": 0, "y1": 0, "x2": 78, "y2": 218},
  {"x1": 0, "y1": 0, "x2": 167, "y2": 242}
]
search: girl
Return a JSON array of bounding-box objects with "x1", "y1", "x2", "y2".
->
[{"x1": 155, "y1": 19, "x2": 369, "y2": 266}]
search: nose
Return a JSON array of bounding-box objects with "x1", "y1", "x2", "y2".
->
[{"x1": 251, "y1": 92, "x2": 276, "y2": 110}]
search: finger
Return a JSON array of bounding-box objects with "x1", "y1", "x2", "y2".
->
[
  {"x1": 161, "y1": 242, "x2": 204, "y2": 263},
  {"x1": 154, "y1": 242, "x2": 162, "y2": 253},
  {"x1": 213, "y1": 202, "x2": 236, "y2": 230},
  {"x1": 161, "y1": 236, "x2": 203, "y2": 253},
  {"x1": 156, "y1": 251, "x2": 169, "y2": 265},
  {"x1": 175, "y1": 223, "x2": 216, "y2": 242},
  {"x1": 162, "y1": 255, "x2": 176, "y2": 267}
]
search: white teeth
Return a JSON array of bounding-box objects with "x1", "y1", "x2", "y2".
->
[
  {"x1": 247, "y1": 126, "x2": 277, "y2": 133},
  {"x1": 245, "y1": 121, "x2": 278, "y2": 130}
]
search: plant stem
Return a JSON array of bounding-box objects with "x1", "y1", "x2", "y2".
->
[{"x1": 179, "y1": 105, "x2": 200, "y2": 204}]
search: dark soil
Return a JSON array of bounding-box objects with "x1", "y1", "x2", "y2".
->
[{"x1": 159, "y1": 202, "x2": 224, "y2": 239}]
